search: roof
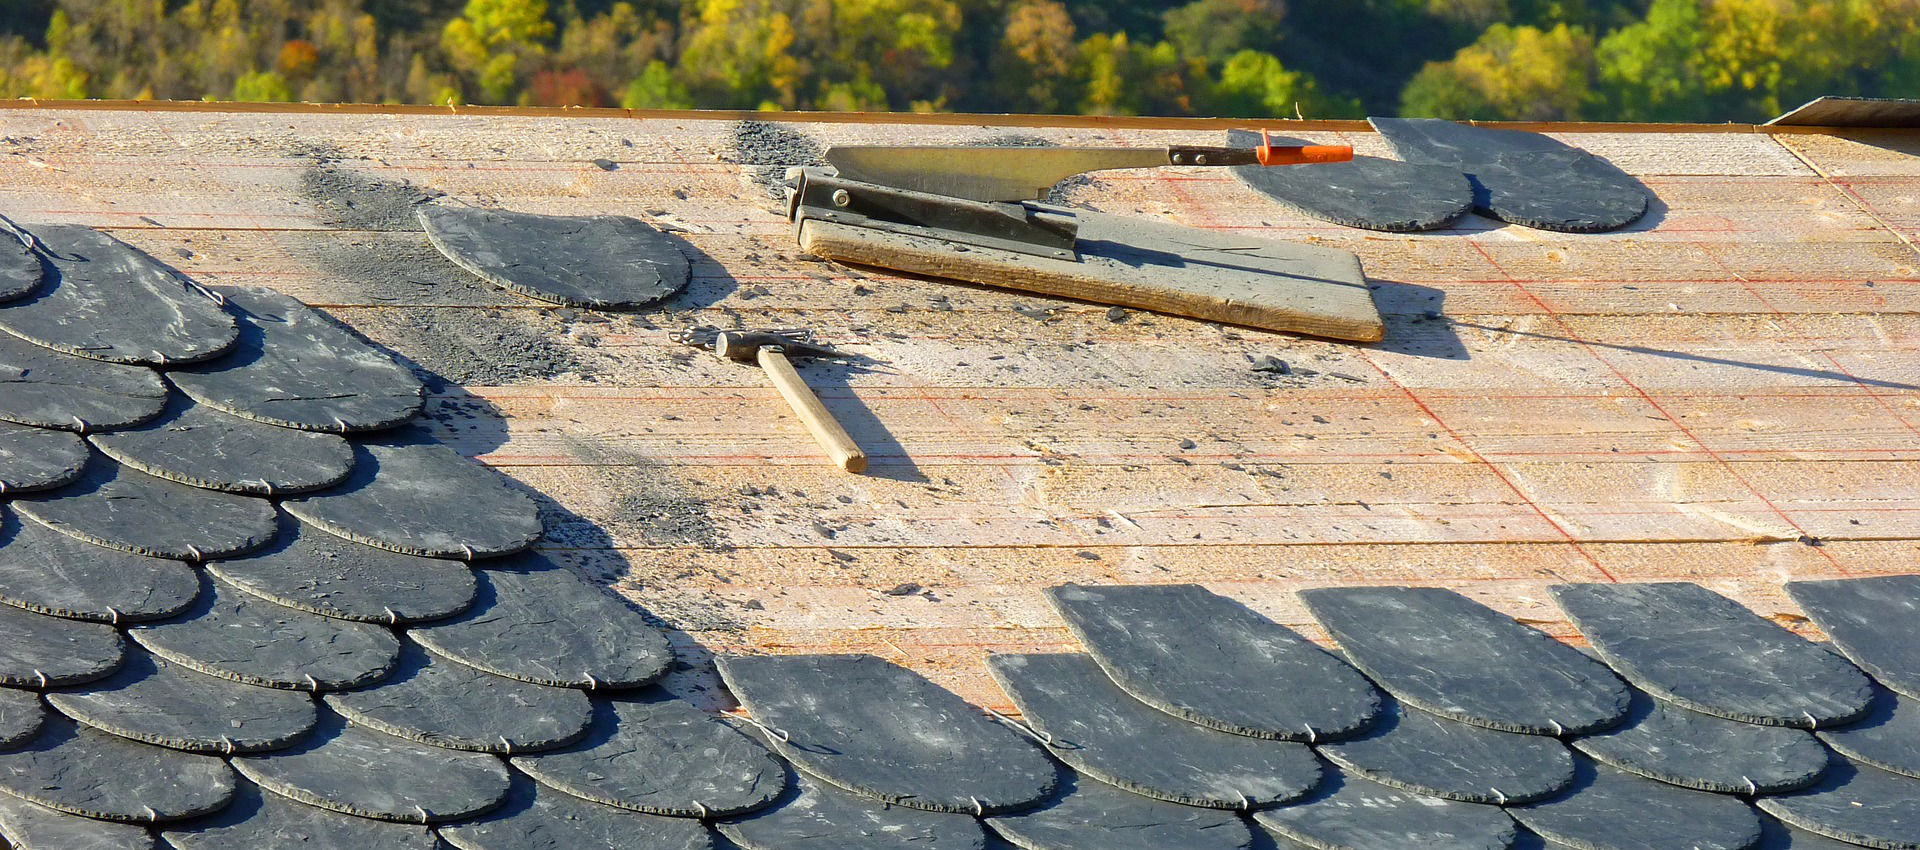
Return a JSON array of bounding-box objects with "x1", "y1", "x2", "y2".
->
[{"x1": 0, "y1": 102, "x2": 1915, "y2": 847}]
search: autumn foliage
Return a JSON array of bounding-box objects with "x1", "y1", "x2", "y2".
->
[{"x1": 0, "y1": 0, "x2": 1913, "y2": 121}]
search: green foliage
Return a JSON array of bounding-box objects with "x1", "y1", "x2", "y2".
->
[
  {"x1": 0, "y1": 0, "x2": 1914, "y2": 122},
  {"x1": 1401, "y1": 22, "x2": 1595, "y2": 119}
]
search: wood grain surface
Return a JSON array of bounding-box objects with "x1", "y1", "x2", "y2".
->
[{"x1": 1, "y1": 106, "x2": 1914, "y2": 711}]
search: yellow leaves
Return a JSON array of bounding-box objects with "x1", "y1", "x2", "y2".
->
[
  {"x1": 1401, "y1": 22, "x2": 1594, "y2": 120},
  {"x1": 1003, "y1": 0, "x2": 1076, "y2": 76},
  {"x1": 232, "y1": 69, "x2": 293, "y2": 102},
  {"x1": 461, "y1": 0, "x2": 556, "y2": 48}
]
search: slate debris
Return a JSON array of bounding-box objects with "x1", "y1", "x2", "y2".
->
[
  {"x1": 206, "y1": 520, "x2": 479, "y2": 625},
  {"x1": 411, "y1": 555, "x2": 671, "y2": 689},
  {"x1": 985, "y1": 773, "x2": 1256, "y2": 850},
  {"x1": 1573, "y1": 689, "x2": 1830, "y2": 794},
  {"x1": 130, "y1": 574, "x2": 400, "y2": 691},
  {"x1": 0, "y1": 717, "x2": 237, "y2": 823},
  {"x1": 161, "y1": 780, "x2": 443, "y2": 850},
  {"x1": 1318, "y1": 698, "x2": 1575, "y2": 804},
  {"x1": 166, "y1": 285, "x2": 424, "y2": 433},
  {"x1": 13, "y1": 455, "x2": 279, "y2": 561},
  {"x1": 0, "y1": 232, "x2": 40, "y2": 303},
  {"x1": 511, "y1": 693, "x2": 787, "y2": 817},
  {"x1": 88, "y1": 399, "x2": 356, "y2": 495},
  {"x1": 1819, "y1": 687, "x2": 1920, "y2": 779},
  {"x1": 1046, "y1": 583, "x2": 1380, "y2": 741},
  {"x1": 1369, "y1": 118, "x2": 1650, "y2": 233},
  {"x1": 717, "y1": 771, "x2": 988, "y2": 850},
  {"x1": 0, "y1": 508, "x2": 200, "y2": 624},
  {"x1": 46, "y1": 651, "x2": 318, "y2": 754},
  {"x1": 1551, "y1": 582, "x2": 1873, "y2": 728},
  {"x1": 717, "y1": 653, "x2": 1058, "y2": 814},
  {"x1": 0, "y1": 225, "x2": 238, "y2": 365},
  {"x1": 0, "y1": 790, "x2": 159, "y2": 850},
  {"x1": 1226, "y1": 129, "x2": 1473, "y2": 232},
  {"x1": 1252, "y1": 765, "x2": 1518, "y2": 850},
  {"x1": 0, "y1": 603, "x2": 125, "y2": 688},
  {"x1": 1300, "y1": 586, "x2": 1630, "y2": 735},
  {"x1": 323, "y1": 642, "x2": 593, "y2": 754},
  {"x1": 437, "y1": 773, "x2": 715, "y2": 850},
  {"x1": 1787, "y1": 576, "x2": 1920, "y2": 699},
  {"x1": 0, "y1": 686, "x2": 45, "y2": 749},
  {"x1": 0, "y1": 421, "x2": 87, "y2": 493},
  {"x1": 417, "y1": 205, "x2": 692, "y2": 310},
  {"x1": 1756, "y1": 757, "x2": 1920, "y2": 850},
  {"x1": 0, "y1": 333, "x2": 168, "y2": 433},
  {"x1": 986, "y1": 653, "x2": 1321, "y2": 808},
  {"x1": 1509, "y1": 759, "x2": 1762, "y2": 850},
  {"x1": 232, "y1": 713, "x2": 512, "y2": 824},
  {"x1": 283, "y1": 441, "x2": 543, "y2": 560}
]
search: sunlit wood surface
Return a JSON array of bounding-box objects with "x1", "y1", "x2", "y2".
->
[{"x1": 2, "y1": 105, "x2": 1915, "y2": 710}]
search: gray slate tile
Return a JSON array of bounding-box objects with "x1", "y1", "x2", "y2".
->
[
  {"x1": 436, "y1": 774, "x2": 713, "y2": 850},
  {"x1": 0, "y1": 235, "x2": 40, "y2": 303},
  {"x1": 0, "y1": 226, "x2": 236, "y2": 365},
  {"x1": 412, "y1": 555, "x2": 670, "y2": 689},
  {"x1": 283, "y1": 441, "x2": 542, "y2": 560},
  {"x1": 207, "y1": 520, "x2": 478, "y2": 625},
  {"x1": 0, "y1": 422, "x2": 86, "y2": 494},
  {"x1": 418, "y1": 205, "x2": 692, "y2": 309},
  {"x1": 716, "y1": 653, "x2": 1058, "y2": 815},
  {"x1": 0, "y1": 603, "x2": 124, "y2": 688},
  {"x1": 1226, "y1": 129, "x2": 1472, "y2": 232},
  {"x1": 166, "y1": 286, "x2": 423, "y2": 433},
  {"x1": 1574, "y1": 690, "x2": 1829, "y2": 794},
  {"x1": 0, "y1": 508, "x2": 198, "y2": 624},
  {"x1": 0, "y1": 791, "x2": 156, "y2": 850},
  {"x1": 130, "y1": 574, "x2": 400, "y2": 692},
  {"x1": 89, "y1": 398, "x2": 354, "y2": 495},
  {"x1": 1821, "y1": 687, "x2": 1920, "y2": 780},
  {"x1": 233, "y1": 713, "x2": 512, "y2": 824},
  {"x1": 0, "y1": 687, "x2": 44, "y2": 749},
  {"x1": 13, "y1": 457, "x2": 278, "y2": 561},
  {"x1": 1757, "y1": 756, "x2": 1920, "y2": 850},
  {"x1": 1046, "y1": 583, "x2": 1380, "y2": 741},
  {"x1": 985, "y1": 774, "x2": 1255, "y2": 850},
  {"x1": 986, "y1": 652, "x2": 1320, "y2": 808},
  {"x1": 1788, "y1": 576, "x2": 1920, "y2": 700},
  {"x1": 1368, "y1": 118, "x2": 1649, "y2": 233},
  {"x1": 46, "y1": 650, "x2": 317, "y2": 754},
  {"x1": 323, "y1": 642, "x2": 592, "y2": 754},
  {"x1": 0, "y1": 333, "x2": 167, "y2": 433},
  {"x1": 1300, "y1": 586, "x2": 1629, "y2": 735},
  {"x1": 1253, "y1": 765, "x2": 1517, "y2": 850},
  {"x1": 717, "y1": 771, "x2": 987, "y2": 850},
  {"x1": 1319, "y1": 698, "x2": 1574, "y2": 804},
  {"x1": 511, "y1": 693, "x2": 785, "y2": 817},
  {"x1": 0, "y1": 717, "x2": 235, "y2": 823},
  {"x1": 1552, "y1": 582, "x2": 1872, "y2": 728},
  {"x1": 1508, "y1": 760, "x2": 1762, "y2": 850},
  {"x1": 162, "y1": 781, "x2": 441, "y2": 850},
  {"x1": 1758, "y1": 815, "x2": 1888, "y2": 849}
]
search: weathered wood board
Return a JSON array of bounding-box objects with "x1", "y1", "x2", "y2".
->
[{"x1": 0, "y1": 103, "x2": 1915, "y2": 711}]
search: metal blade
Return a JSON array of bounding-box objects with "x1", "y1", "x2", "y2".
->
[{"x1": 825, "y1": 146, "x2": 1171, "y2": 202}]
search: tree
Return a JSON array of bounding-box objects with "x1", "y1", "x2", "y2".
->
[
  {"x1": 1076, "y1": 31, "x2": 1204, "y2": 116},
  {"x1": 1164, "y1": 0, "x2": 1286, "y2": 59},
  {"x1": 677, "y1": 0, "x2": 801, "y2": 109},
  {"x1": 1400, "y1": 22, "x2": 1594, "y2": 119},
  {"x1": 993, "y1": 0, "x2": 1077, "y2": 113},
  {"x1": 233, "y1": 69, "x2": 294, "y2": 101},
  {"x1": 623, "y1": 59, "x2": 690, "y2": 108},
  {"x1": 441, "y1": 0, "x2": 555, "y2": 103},
  {"x1": 1206, "y1": 49, "x2": 1325, "y2": 117}
]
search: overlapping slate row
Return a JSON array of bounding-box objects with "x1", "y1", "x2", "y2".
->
[{"x1": 0, "y1": 221, "x2": 716, "y2": 850}]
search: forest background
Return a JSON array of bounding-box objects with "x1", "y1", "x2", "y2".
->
[{"x1": 0, "y1": 0, "x2": 1916, "y2": 122}]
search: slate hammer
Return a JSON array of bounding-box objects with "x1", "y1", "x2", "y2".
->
[{"x1": 676, "y1": 328, "x2": 867, "y2": 473}]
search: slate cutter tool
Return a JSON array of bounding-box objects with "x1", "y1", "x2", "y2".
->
[
  {"x1": 672, "y1": 327, "x2": 867, "y2": 473},
  {"x1": 786, "y1": 132, "x2": 1387, "y2": 341}
]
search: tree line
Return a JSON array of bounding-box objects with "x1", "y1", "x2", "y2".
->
[{"x1": 0, "y1": 0, "x2": 1915, "y2": 122}]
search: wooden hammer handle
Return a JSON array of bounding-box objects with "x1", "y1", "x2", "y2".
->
[{"x1": 756, "y1": 347, "x2": 867, "y2": 473}]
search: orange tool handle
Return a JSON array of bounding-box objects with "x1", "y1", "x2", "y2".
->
[{"x1": 1255, "y1": 129, "x2": 1353, "y2": 166}]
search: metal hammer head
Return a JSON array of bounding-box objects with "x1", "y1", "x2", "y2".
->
[{"x1": 672, "y1": 327, "x2": 839, "y2": 363}]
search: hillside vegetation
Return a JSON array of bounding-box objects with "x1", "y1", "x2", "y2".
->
[{"x1": 1, "y1": 0, "x2": 1916, "y2": 121}]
